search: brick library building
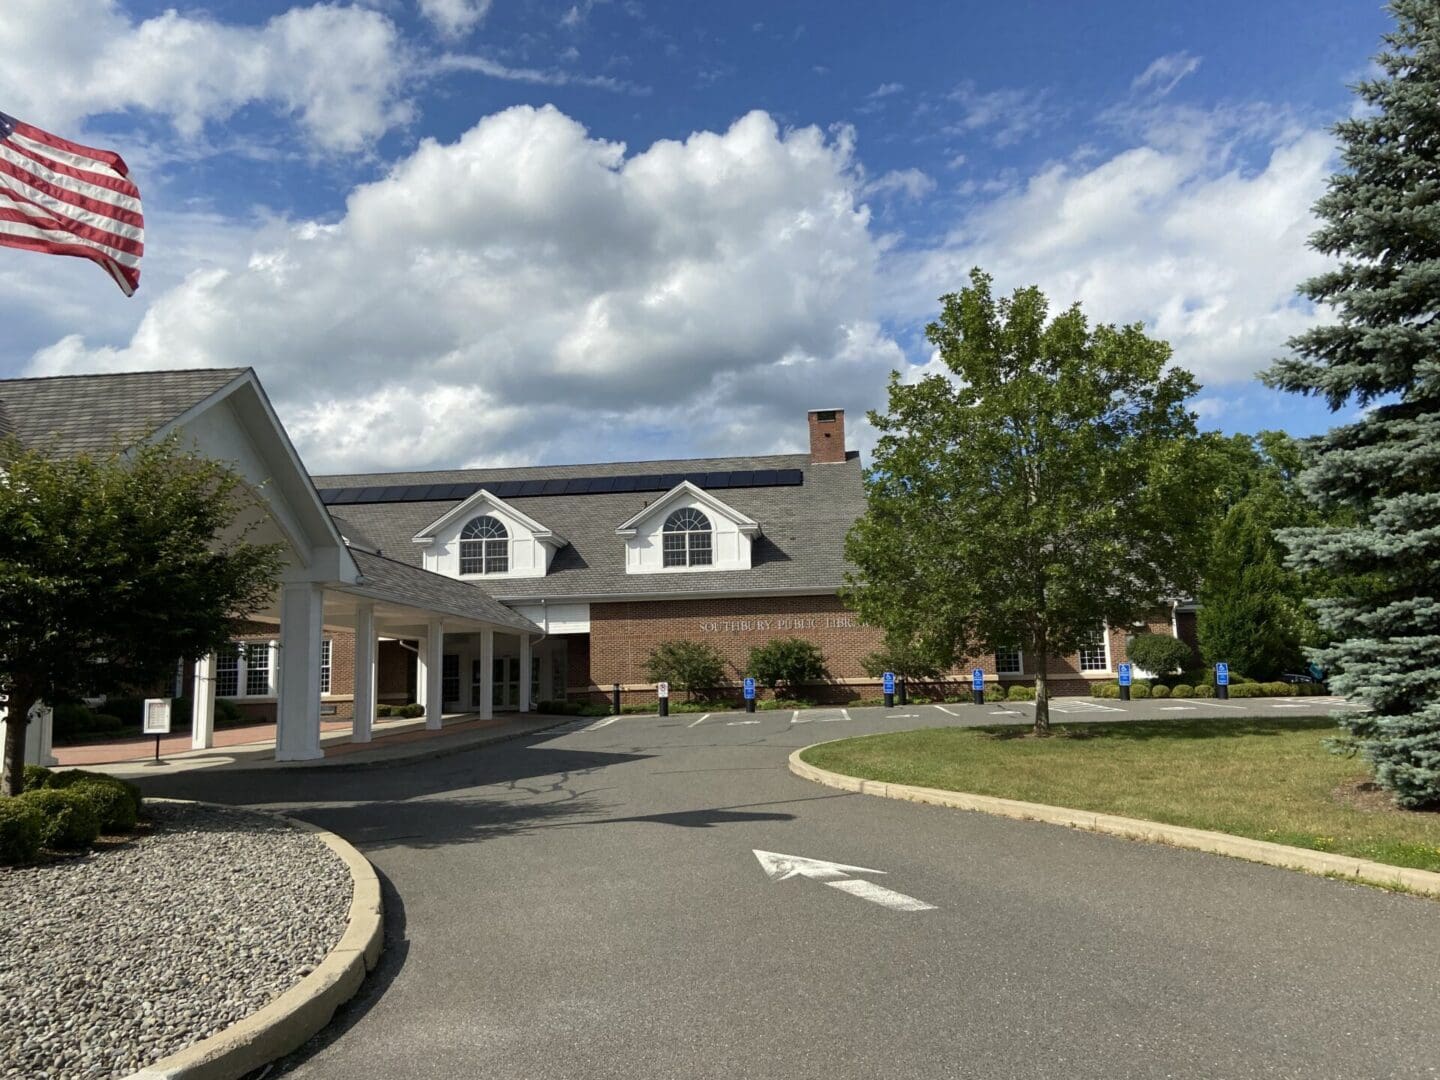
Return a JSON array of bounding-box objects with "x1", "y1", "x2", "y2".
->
[{"x1": 228, "y1": 406, "x2": 1194, "y2": 719}]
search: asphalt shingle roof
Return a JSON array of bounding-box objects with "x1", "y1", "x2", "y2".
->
[
  {"x1": 347, "y1": 549, "x2": 540, "y2": 633},
  {"x1": 314, "y1": 452, "x2": 866, "y2": 602},
  {"x1": 0, "y1": 368, "x2": 247, "y2": 455}
]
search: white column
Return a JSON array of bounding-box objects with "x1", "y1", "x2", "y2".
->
[
  {"x1": 539, "y1": 641, "x2": 554, "y2": 704},
  {"x1": 353, "y1": 603, "x2": 377, "y2": 744},
  {"x1": 479, "y1": 629, "x2": 495, "y2": 721},
  {"x1": 276, "y1": 582, "x2": 324, "y2": 761},
  {"x1": 415, "y1": 637, "x2": 427, "y2": 708},
  {"x1": 425, "y1": 618, "x2": 444, "y2": 731},
  {"x1": 519, "y1": 634, "x2": 532, "y2": 713},
  {"x1": 36, "y1": 704, "x2": 55, "y2": 766},
  {"x1": 192, "y1": 653, "x2": 217, "y2": 750}
]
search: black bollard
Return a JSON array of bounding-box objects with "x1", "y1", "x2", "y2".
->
[
  {"x1": 897, "y1": 679, "x2": 908, "y2": 707},
  {"x1": 746, "y1": 697, "x2": 756, "y2": 713},
  {"x1": 972, "y1": 686, "x2": 984, "y2": 705},
  {"x1": 658, "y1": 695, "x2": 668, "y2": 717},
  {"x1": 1119, "y1": 684, "x2": 1131, "y2": 701},
  {"x1": 611, "y1": 683, "x2": 621, "y2": 715}
]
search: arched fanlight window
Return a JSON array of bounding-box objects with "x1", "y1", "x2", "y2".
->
[
  {"x1": 460, "y1": 515, "x2": 509, "y2": 574},
  {"x1": 662, "y1": 507, "x2": 713, "y2": 567}
]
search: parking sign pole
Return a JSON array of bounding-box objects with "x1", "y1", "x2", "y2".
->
[{"x1": 883, "y1": 671, "x2": 895, "y2": 708}]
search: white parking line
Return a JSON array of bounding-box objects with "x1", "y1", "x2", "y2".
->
[
  {"x1": 688, "y1": 713, "x2": 711, "y2": 727},
  {"x1": 790, "y1": 710, "x2": 802, "y2": 724},
  {"x1": 1187, "y1": 699, "x2": 1247, "y2": 710},
  {"x1": 727, "y1": 719, "x2": 760, "y2": 726},
  {"x1": 583, "y1": 715, "x2": 620, "y2": 731},
  {"x1": 932, "y1": 704, "x2": 962, "y2": 717},
  {"x1": 1050, "y1": 700, "x2": 1126, "y2": 714},
  {"x1": 841, "y1": 708, "x2": 852, "y2": 722}
]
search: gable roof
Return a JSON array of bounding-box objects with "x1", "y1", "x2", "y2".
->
[
  {"x1": 313, "y1": 450, "x2": 864, "y2": 602},
  {"x1": 614, "y1": 480, "x2": 759, "y2": 537},
  {"x1": 0, "y1": 368, "x2": 248, "y2": 455},
  {"x1": 411, "y1": 487, "x2": 568, "y2": 547},
  {"x1": 344, "y1": 549, "x2": 540, "y2": 634}
]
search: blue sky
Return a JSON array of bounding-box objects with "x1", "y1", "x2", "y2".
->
[{"x1": 1, "y1": 0, "x2": 1395, "y2": 471}]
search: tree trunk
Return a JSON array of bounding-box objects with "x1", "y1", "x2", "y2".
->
[
  {"x1": 1, "y1": 687, "x2": 37, "y2": 797},
  {"x1": 1033, "y1": 636, "x2": 1051, "y2": 737}
]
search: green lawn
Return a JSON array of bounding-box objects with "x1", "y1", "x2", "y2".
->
[{"x1": 801, "y1": 717, "x2": 1440, "y2": 873}]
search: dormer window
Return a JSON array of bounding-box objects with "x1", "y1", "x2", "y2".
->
[
  {"x1": 662, "y1": 508, "x2": 713, "y2": 567},
  {"x1": 460, "y1": 515, "x2": 509, "y2": 574}
]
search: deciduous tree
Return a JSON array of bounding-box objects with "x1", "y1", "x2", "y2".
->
[
  {"x1": 845, "y1": 269, "x2": 1213, "y2": 734},
  {"x1": 0, "y1": 438, "x2": 283, "y2": 795}
]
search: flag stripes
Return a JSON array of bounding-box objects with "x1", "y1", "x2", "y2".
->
[{"x1": 0, "y1": 112, "x2": 143, "y2": 295}]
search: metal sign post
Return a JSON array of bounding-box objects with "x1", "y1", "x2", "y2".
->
[
  {"x1": 882, "y1": 671, "x2": 895, "y2": 708},
  {"x1": 971, "y1": 668, "x2": 985, "y2": 706},
  {"x1": 1215, "y1": 662, "x2": 1230, "y2": 700},
  {"x1": 657, "y1": 681, "x2": 670, "y2": 717},
  {"x1": 743, "y1": 677, "x2": 756, "y2": 714},
  {"x1": 142, "y1": 698, "x2": 172, "y2": 766},
  {"x1": 1117, "y1": 662, "x2": 1132, "y2": 702}
]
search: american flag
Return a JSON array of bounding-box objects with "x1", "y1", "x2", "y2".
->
[{"x1": 0, "y1": 111, "x2": 143, "y2": 295}]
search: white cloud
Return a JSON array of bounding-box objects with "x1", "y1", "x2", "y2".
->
[
  {"x1": 432, "y1": 53, "x2": 648, "y2": 94},
  {"x1": 888, "y1": 120, "x2": 1336, "y2": 388},
  {"x1": 418, "y1": 0, "x2": 493, "y2": 38},
  {"x1": 28, "y1": 107, "x2": 902, "y2": 472},
  {"x1": 862, "y1": 168, "x2": 936, "y2": 201},
  {"x1": 1132, "y1": 52, "x2": 1203, "y2": 97},
  {"x1": 868, "y1": 82, "x2": 904, "y2": 99},
  {"x1": 945, "y1": 82, "x2": 1058, "y2": 146},
  {"x1": 0, "y1": 0, "x2": 413, "y2": 152}
]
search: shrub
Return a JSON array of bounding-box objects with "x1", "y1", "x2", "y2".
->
[
  {"x1": 1171, "y1": 684, "x2": 1194, "y2": 698},
  {"x1": 52, "y1": 702, "x2": 125, "y2": 740},
  {"x1": 644, "y1": 640, "x2": 728, "y2": 700},
  {"x1": 215, "y1": 698, "x2": 246, "y2": 726},
  {"x1": 68, "y1": 780, "x2": 138, "y2": 832},
  {"x1": 757, "y1": 698, "x2": 813, "y2": 711},
  {"x1": 1262, "y1": 681, "x2": 1294, "y2": 696},
  {"x1": 22, "y1": 765, "x2": 52, "y2": 792},
  {"x1": 46, "y1": 770, "x2": 142, "y2": 820},
  {"x1": 18, "y1": 789, "x2": 101, "y2": 850},
  {"x1": 1125, "y1": 634, "x2": 1195, "y2": 677},
  {"x1": 1005, "y1": 684, "x2": 1035, "y2": 701},
  {"x1": 1195, "y1": 684, "x2": 1215, "y2": 698},
  {"x1": 1228, "y1": 684, "x2": 1262, "y2": 698},
  {"x1": 398, "y1": 704, "x2": 424, "y2": 718},
  {"x1": 748, "y1": 638, "x2": 828, "y2": 695},
  {"x1": 1092, "y1": 681, "x2": 1119, "y2": 698},
  {"x1": 0, "y1": 798, "x2": 44, "y2": 865},
  {"x1": 1129, "y1": 683, "x2": 1151, "y2": 699},
  {"x1": 1150, "y1": 684, "x2": 1171, "y2": 699},
  {"x1": 986, "y1": 684, "x2": 1008, "y2": 701}
]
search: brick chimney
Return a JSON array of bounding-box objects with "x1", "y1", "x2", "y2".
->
[{"x1": 807, "y1": 408, "x2": 847, "y2": 464}]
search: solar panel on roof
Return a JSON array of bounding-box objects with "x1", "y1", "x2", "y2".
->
[
  {"x1": 611, "y1": 475, "x2": 637, "y2": 492},
  {"x1": 752, "y1": 469, "x2": 777, "y2": 485},
  {"x1": 704, "y1": 472, "x2": 730, "y2": 488},
  {"x1": 631, "y1": 475, "x2": 661, "y2": 491},
  {"x1": 727, "y1": 471, "x2": 756, "y2": 487},
  {"x1": 777, "y1": 469, "x2": 803, "y2": 485},
  {"x1": 318, "y1": 489, "x2": 338, "y2": 504},
  {"x1": 589, "y1": 476, "x2": 616, "y2": 493},
  {"x1": 488, "y1": 480, "x2": 518, "y2": 499},
  {"x1": 541, "y1": 479, "x2": 567, "y2": 495},
  {"x1": 518, "y1": 479, "x2": 545, "y2": 496},
  {"x1": 563, "y1": 478, "x2": 588, "y2": 494}
]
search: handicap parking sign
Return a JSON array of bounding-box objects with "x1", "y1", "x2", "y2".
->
[
  {"x1": 743, "y1": 677, "x2": 756, "y2": 700},
  {"x1": 972, "y1": 668, "x2": 985, "y2": 690},
  {"x1": 1215, "y1": 662, "x2": 1229, "y2": 687},
  {"x1": 882, "y1": 671, "x2": 895, "y2": 694},
  {"x1": 1118, "y1": 663, "x2": 1132, "y2": 687}
]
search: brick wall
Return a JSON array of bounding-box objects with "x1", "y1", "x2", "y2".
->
[
  {"x1": 581, "y1": 595, "x2": 1159, "y2": 702},
  {"x1": 378, "y1": 640, "x2": 415, "y2": 703}
]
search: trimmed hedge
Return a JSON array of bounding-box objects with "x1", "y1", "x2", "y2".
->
[
  {"x1": 66, "y1": 779, "x2": 138, "y2": 832},
  {"x1": 1005, "y1": 684, "x2": 1035, "y2": 701},
  {"x1": 0, "y1": 798, "x2": 44, "y2": 864},
  {"x1": 1150, "y1": 684, "x2": 1171, "y2": 699},
  {"x1": 46, "y1": 769, "x2": 142, "y2": 821},
  {"x1": 1130, "y1": 683, "x2": 1151, "y2": 699},
  {"x1": 1195, "y1": 684, "x2": 1216, "y2": 698},
  {"x1": 17, "y1": 789, "x2": 101, "y2": 850},
  {"x1": 1171, "y1": 684, "x2": 1194, "y2": 698},
  {"x1": 987, "y1": 684, "x2": 1009, "y2": 701},
  {"x1": 22, "y1": 765, "x2": 52, "y2": 792}
]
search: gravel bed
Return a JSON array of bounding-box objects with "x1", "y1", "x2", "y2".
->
[{"x1": 0, "y1": 801, "x2": 353, "y2": 1079}]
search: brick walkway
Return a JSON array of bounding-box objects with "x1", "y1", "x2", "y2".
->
[{"x1": 52, "y1": 714, "x2": 518, "y2": 767}]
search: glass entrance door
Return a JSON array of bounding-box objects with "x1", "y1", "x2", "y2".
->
[{"x1": 493, "y1": 656, "x2": 521, "y2": 710}]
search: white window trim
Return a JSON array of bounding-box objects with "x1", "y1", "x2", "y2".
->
[
  {"x1": 220, "y1": 639, "x2": 278, "y2": 700},
  {"x1": 995, "y1": 646, "x2": 1025, "y2": 678},
  {"x1": 1077, "y1": 623, "x2": 1112, "y2": 675},
  {"x1": 320, "y1": 638, "x2": 333, "y2": 696}
]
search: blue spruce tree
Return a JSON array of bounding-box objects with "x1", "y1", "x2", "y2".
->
[{"x1": 1265, "y1": 0, "x2": 1440, "y2": 807}]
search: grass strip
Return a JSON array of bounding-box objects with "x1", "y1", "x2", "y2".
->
[{"x1": 801, "y1": 717, "x2": 1440, "y2": 872}]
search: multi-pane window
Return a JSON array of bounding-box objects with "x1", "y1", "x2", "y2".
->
[
  {"x1": 1078, "y1": 626, "x2": 1110, "y2": 672},
  {"x1": 459, "y1": 515, "x2": 509, "y2": 574},
  {"x1": 215, "y1": 643, "x2": 241, "y2": 697},
  {"x1": 995, "y1": 647, "x2": 1023, "y2": 675},
  {"x1": 662, "y1": 507, "x2": 713, "y2": 567},
  {"x1": 244, "y1": 642, "x2": 272, "y2": 696},
  {"x1": 320, "y1": 638, "x2": 333, "y2": 695}
]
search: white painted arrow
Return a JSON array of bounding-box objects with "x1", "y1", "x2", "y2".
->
[{"x1": 752, "y1": 850, "x2": 937, "y2": 912}]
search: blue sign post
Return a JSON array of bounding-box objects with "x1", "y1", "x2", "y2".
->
[
  {"x1": 972, "y1": 668, "x2": 985, "y2": 706},
  {"x1": 883, "y1": 671, "x2": 896, "y2": 708},
  {"x1": 1215, "y1": 662, "x2": 1230, "y2": 700},
  {"x1": 744, "y1": 676, "x2": 756, "y2": 714},
  {"x1": 1117, "y1": 662, "x2": 1132, "y2": 702}
]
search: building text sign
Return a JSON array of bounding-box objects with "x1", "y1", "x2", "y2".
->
[
  {"x1": 694, "y1": 614, "x2": 860, "y2": 635},
  {"x1": 142, "y1": 698, "x2": 172, "y2": 735}
]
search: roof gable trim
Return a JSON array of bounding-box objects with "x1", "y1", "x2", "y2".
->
[
  {"x1": 614, "y1": 481, "x2": 760, "y2": 538},
  {"x1": 412, "y1": 488, "x2": 569, "y2": 547}
]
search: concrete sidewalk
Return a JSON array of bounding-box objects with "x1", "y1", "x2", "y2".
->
[{"x1": 70, "y1": 711, "x2": 578, "y2": 779}]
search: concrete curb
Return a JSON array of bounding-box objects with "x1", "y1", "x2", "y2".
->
[
  {"x1": 125, "y1": 804, "x2": 385, "y2": 1080},
  {"x1": 789, "y1": 745, "x2": 1440, "y2": 898}
]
